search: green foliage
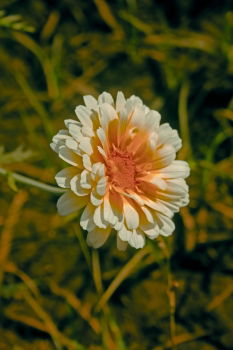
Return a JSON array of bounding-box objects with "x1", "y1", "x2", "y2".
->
[
  {"x1": 0, "y1": 1, "x2": 232, "y2": 350},
  {"x1": 0, "y1": 145, "x2": 35, "y2": 165},
  {"x1": 0, "y1": 10, "x2": 35, "y2": 32}
]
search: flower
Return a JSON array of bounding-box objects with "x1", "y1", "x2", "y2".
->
[{"x1": 51, "y1": 92, "x2": 190, "y2": 250}]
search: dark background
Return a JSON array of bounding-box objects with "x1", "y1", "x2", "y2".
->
[{"x1": 0, "y1": 0, "x2": 233, "y2": 349}]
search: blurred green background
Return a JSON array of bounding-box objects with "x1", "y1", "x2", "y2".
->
[{"x1": 0, "y1": 0, "x2": 233, "y2": 349}]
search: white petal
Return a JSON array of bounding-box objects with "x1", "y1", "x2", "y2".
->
[
  {"x1": 55, "y1": 167, "x2": 78, "y2": 188},
  {"x1": 145, "y1": 110, "x2": 161, "y2": 129},
  {"x1": 155, "y1": 160, "x2": 190, "y2": 179},
  {"x1": 117, "y1": 235, "x2": 128, "y2": 251},
  {"x1": 113, "y1": 217, "x2": 124, "y2": 231},
  {"x1": 68, "y1": 123, "x2": 82, "y2": 140},
  {"x1": 50, "y1": 142, "x2": 59, "y2": 152},
  {"x1": 126, "y1": 95, "x2": 143, "y2": 108},
  {"x1": 120, "y1": 97, "x2": 142, "y2": 122},
  {"x1": 103, "y1": 196, "x2": 117, "y2": 225},
  {"x1": 96, "y1": 176, "x2": 107, "y2": 196},
  {"x1": 93, "y1": 205, "x2": 108, "y2": 229},
  {"x1": 124, "y1": 192, "x2": 144, "y2": 206},
  {"x1": 141, "y1": 220, "x2": 160, "y2": 238},
  {"x1": 158, "y1": 123, "x2": 182, "y2": 151},
  {"x1": 109, "y1": 191, "x2": 124, "y2": 229},
  {"x1": 52, "y1": 130, "x2": 69, "y2": 141},
  {"x1": 90, "y1": 190, "x2": 103, "y2": 206},
  {"x1": 80, "y1": 170, "x2": 92, "y2": 189},
  {"x1": 97, "y1": 127, "x2": 106, "y2": 146},
  {"x1": 141, "y1": 206, "x2": 154, "y2": 224},
  {"x1": 124, "y1": 202, "x2": 139, "y2": 229},
  {"x1": 51, "y1": 131, "x2": 69, "y2": 152},
  {"x1": 80, "y1": 204, "x2": 96, "y2": 231},
  {"x1": 119, "y1": 105, "x2": 130, "y2": 122},
  {"x1": 83, "y1": 95, "x2": 98, "y2": 110},
  {"x1": 180, "y1": 194, "x2": 189, "y2": 207},
  {"x1": 65, "y1": 137, "x2": 79, "y2": 151},
  {"x1": 75, "y1": 105, "x2": 93, "y2": 128},
  {"x1": 130, "y1": 106, "x2": 146, "y2": 128},
  {"x1": 144, "y1": 198, "x2": 173, "y2": 218},
  {"x1": 81, "y1": 126, "x2": 95, "y2": 137},
  {"x1": 155, "y1": 192, "x2": 187, "y2": 207},
  {"x1": 164, "y1": 178, "x2": 188, "y2": 195},
  {"x1": 99, "y1": 103, "x2": 118, "y2": 129},
  {"x1": 57, "y1": 191, "x2": 88, "y2": 216},
  {"x1": 58, "y1": 146, "x2": 82, "y2": 167},
  {"x1": 128, "y1": 229, "x2": 145, "y2": 249},
  {"x1": 98, "y1": 91, "x2": 114, "y2": 105},
  {"x1": 118, "y1": 225, "x2": 131, "y2": 241},
  {"x1": 79, "y1": 136, "x2": 93, "y2": 155},
  {"x1": 97, "y1": 146, "x2": 107, "y2": 158},
  {"x1": 86, "y1": 227, "x2": 111, "y2": 248},
  {"x1": 140, "y1": 205, "x2": 160, "y2": 238},
  {"x1": 92, "y1": 162, "x2": 105, "y2": 179},
  {"x1": 70, "y1": 175, "x2": 90, "y2": 196},
  {"x1": 153, "y1": 144, "x2": 176, "y2": 169},
  {"x1": 149, "y1": 132, "x2": 158, "y2": 149},
  {"x1": 142, "y1": 175, "x2": 167, "y2": 191},
  {"x1": 116, "y1": 91, "x2": 126, "y2": 112},
  {"x1": 64, "y1": 119, "x2": 80, "y2": 128},
  {"x1": 82, "y1": 154, "x2": 92, "y2": 171},
  {"x1": 156, "y1": 213, "x2": 175, "y2": 237},
  {"x1": 156, "y1": 199, "x2": 180, "y2": 213}
]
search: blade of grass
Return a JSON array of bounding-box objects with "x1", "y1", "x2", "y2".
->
[
  {"x1": 157, "y1": 238, "x2": 177, "y2": 350},
  {"x1": 50, "y1": 281, "x2": 101, "y2": 334},
  {"x1": 207, "y1": 284, "x2": 233, "y2": 311},
  {"x1": 93, "y1": 0, "x2": 124, "y2": 38},
  {"x1": 92, "y1": 249, "x2": 103, "y2": 295},
  {"x1": 95, "y1": 246, "x2": 151, "y2": 311},
  {"x1": 152, "y1": 330, "x2": 208, "y2": 350},
  {"x1": 41, "y1": 11, "x2": 60, "y2": 41},
  {"x1": 6, "y1": 263, "x2": 84, "y2": 349},
  {"x1": 14, "y1": 71, "x2": 54, "y2": 139},
  {"x1": 4, "y1": 309, "x2": 47, "y2": 333},
  {"x1": 22, "y1": 289, "x2": 74, "y2": 350},
  {"x1": 202, "y1": 129, "x2": 233, "y2": 187},
  {"x1": 0, "y1": 191, "x2": 28, "y2": 287},
  {"x1": 178, "y1": 80, "x2": 192, "y2": 159},
  {"x1": 74, "y1": 225, "x2": 91, "y2": 271},
  {"x1": 12, "y1": 32, "x2": 59, "y2": 98},
  {"x1": 5, "y1": 261, "x2": 40, "y2": 298},
  {"x1": 91, "y1": 250, "x2": 116, "y2": 349}
]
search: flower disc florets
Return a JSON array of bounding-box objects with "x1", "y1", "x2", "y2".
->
[{"x1": 51, "y1": 91, "x2": 190, "y2": 250}]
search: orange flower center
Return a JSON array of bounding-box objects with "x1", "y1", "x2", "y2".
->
[{"x1": 106, "y1": 149, "x2": 136, "y2": 190}]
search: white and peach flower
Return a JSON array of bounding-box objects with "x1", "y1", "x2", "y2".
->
[{"x1": 51, "y1": 92, "x2": 190, "y2": 250}]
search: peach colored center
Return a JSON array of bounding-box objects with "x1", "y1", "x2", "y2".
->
[{"x1": 107, "y1": 149, "x2": 136, "y2": 189}]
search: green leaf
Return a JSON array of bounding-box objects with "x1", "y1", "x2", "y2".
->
[
  {"x1": 0, "y1": 145, "x2": 36, "y2": 165},
  {"x1": 0, "y1": 10, "x2": 35, "y2": 33}
]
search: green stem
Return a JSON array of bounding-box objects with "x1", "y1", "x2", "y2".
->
[
  {"x1": 92, "y1": 250, "x2": 103, "y2": 295},
  {"x1": 0, "y1": 167, "x2": 64, "y2": 194},
  {"x1": 178, "y1": 81, "x2": 192, "y2": 159},
  {"x1": 158, "y1": 238, "x2": 176, "y2": 349},
  {"x1": 167, "y1": 249, "x2": 176, "y2": 350},
  {"x1": 95, "y1": 246, "x2": 151, "y2": 311}
]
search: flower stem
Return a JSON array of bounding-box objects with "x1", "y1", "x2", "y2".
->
[
  {"x1": 178, "y1": 80, "x2": 192, "y2": 159},
  {"x1": 92, "y1": 249, "x2": 103, "y2": 295},
  {"x1": 0, "y1": 167, "x2": 65, "y2": 194},
  {"x1": 158, "y1": 237, "x2": 177, "y2": 349},
  {"x1": 95, "y1": 246, "x2": 151, "y2": 311},
  {"x1": 167, "y1": 255, "x2": 177, "y2": 350}
]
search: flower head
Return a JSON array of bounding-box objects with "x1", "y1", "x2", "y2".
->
[{"x1": 51, "y1": 92, "x2": 190, "y2": 250}]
